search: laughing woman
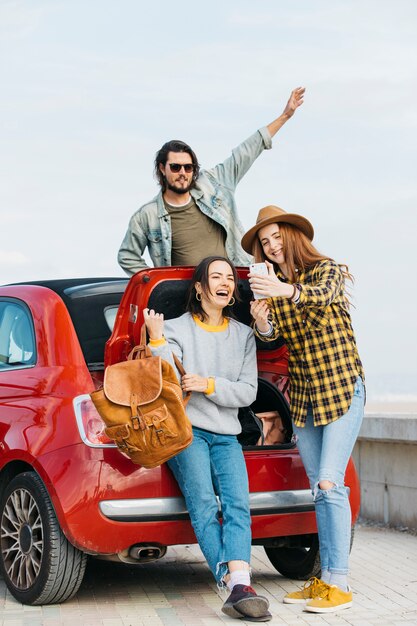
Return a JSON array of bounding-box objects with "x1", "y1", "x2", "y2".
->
[
  {"x1": 143, "y1": 256, "x2": 271, "y2": 622},
  {"x1": 243, "y1": 206, "x2": 365, "y2": 614}
]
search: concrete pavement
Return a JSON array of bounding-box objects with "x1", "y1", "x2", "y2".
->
[{"x1": 1, "y1": 523, "x2": 416, "y2": 625}]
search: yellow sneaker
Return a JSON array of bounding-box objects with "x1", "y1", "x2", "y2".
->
[
  {"x1": 283, "y1": 577, "x2": 330, "y2": 604},
  {"x1": 304, "y1": 585, "x2": 352, "y2": 613}
]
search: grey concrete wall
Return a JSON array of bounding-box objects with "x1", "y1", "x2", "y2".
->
[{"x1": 352, "y1": 414, "x2": 417, "y2": 530}]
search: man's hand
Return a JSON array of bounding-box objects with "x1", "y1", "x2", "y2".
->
[
  {"x1": 282, "y1": 86, "x2": 305, "y2": 119},
  {"x1": 267, "y1": 86, "x2": 306, "y2": 137},
  {"x1": 143, "y1": 308, "x2": 164, "y2": 340}
]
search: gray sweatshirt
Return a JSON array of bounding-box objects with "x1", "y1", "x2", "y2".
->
[{"x1": 149, "y1": 313, "x2": 258, "y2": 435}]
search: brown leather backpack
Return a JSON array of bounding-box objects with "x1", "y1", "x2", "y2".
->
[{"x1": 90, "y1": 326, "x2": 192, "y2": 468}]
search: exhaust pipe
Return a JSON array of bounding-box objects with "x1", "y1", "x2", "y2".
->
[
  {"x1": 95, "y1": 544, "x2": 168, "y2": 565},
  {"x1": 126, "y1": 543, "x2": 167, "y2": 563}
]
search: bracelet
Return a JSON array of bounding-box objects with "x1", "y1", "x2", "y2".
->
[{"x1": 291, "y1": 284, "x2": 300, "y2": 303}]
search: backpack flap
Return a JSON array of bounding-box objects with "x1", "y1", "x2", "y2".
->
[
  {"x1": 90, "y1": 323, "x2": 193, "y2": 468},
  {"x1": 103, "y1": 355, "x2": 163, "y2": 407}
]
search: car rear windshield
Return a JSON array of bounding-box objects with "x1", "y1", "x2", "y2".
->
[
  {"x1": 14, "y1": 278, "x2": 128, "y2": 368},
  {"x1": 62, "y1": 280, "x2": 128, "y2": 367}
]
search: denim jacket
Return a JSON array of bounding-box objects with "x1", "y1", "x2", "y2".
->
[{"x1": 118, "y1": 127, "x2": 272, "y2": 274}]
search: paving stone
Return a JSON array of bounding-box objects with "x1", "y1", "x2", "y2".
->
[{"x1": 1, "y1": 525, "x2": 417, "y2": 625}]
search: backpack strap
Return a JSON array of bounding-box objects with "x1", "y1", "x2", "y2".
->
[
  {"x1": 172, "y1": 353, "x2": 191, "y2": 406},
  {"x1": 137, "y1": 323, "x2": 192, "y2": 406},
  {"x1": 128, "y1": 325, "x2": 152, "y2": 360},
  {"x1": 172, "y1": 353, "x2": 186, "y2": 377}
]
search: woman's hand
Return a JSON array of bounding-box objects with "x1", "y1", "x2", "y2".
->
[
  {"x1": 181, "y1": 373, "x2": 209, "y2": 393},
  {"x1": 249, "y1": 261, "x2": 292, "y2": 299},
  {"x1": 143, "y1": 308, "x2": 164, "y2": 340},
  {"x1": 250, "y1": 299, "x2": 271, "y2": 334}
]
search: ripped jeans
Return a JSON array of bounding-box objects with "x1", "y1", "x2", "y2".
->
[
  {"x1": 293, "y1": 377, "x2": 365, "y2": 574},
  {"x1": 167, "y1": 426, "x2": 251, "y2": 584}
]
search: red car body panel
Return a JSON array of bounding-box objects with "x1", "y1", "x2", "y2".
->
[{"x1": 0, "y1": 271, "x2": 360, "y2": 558}]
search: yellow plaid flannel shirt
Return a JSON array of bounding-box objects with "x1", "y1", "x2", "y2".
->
[{"x1": 255, "y1": 259, "x2": 365, "y2": 427}]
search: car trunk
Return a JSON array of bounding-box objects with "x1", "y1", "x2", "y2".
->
[
  {"x1": 97, "y1": 268, "x2": 317, "y2": 541},
  {"x1": 106, "y1": 268, "x2": 294, "y2": 448}
]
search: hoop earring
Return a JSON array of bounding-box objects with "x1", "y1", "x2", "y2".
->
[
  {"x1": 228, "y1": 296, "x2": 235, "y2": 306},
  {"x1": 196, "y1": 292, "x2": 202, "y2": 302}
]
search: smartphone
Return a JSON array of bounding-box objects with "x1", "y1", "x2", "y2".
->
[{"x1": 249, "y1": 262, "x2": 268, "y2": 300}]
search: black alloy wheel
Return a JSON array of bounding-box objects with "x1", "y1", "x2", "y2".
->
[{"x1": 0, "y1": 471, "x2": 87, "y2": 605}]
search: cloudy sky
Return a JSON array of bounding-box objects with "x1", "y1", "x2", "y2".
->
[{"x1": 1, "y1": 1, "x2": 416, "y2": 406}]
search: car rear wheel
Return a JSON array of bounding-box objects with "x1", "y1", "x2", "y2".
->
[
  {"x1": 265, "y1": 527, "x2": 355, "y2": 580},
  {"x1": 0, "y1": 471, "x2": 87, "y2": 605},
  {"x1": 264, "y1": 534, "x2": 321, "y2": 580}
]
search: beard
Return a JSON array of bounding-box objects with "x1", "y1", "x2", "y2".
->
[{"x1": 166, "y1": 179, "x2": 195, "y2": 195}]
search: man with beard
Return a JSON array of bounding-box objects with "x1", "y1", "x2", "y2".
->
[{"x1": 118, "y1": 87, "x2": 305, "y2": 274}]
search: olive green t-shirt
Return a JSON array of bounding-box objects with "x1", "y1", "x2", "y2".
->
[{"x1": 165, "y1": 198, "x2": 227, "y2": 265}]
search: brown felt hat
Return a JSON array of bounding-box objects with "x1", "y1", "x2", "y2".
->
[{"x1": 241, "y1": 205, "x2": 314, "y2": 254}]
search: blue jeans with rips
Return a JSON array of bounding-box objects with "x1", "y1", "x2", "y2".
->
[
  {"x1": 292, "y1": 377, "x2": 365, "y2": 575},
  {"x1": 167, "y1": 426, "x2": 251, "y2": 584}
]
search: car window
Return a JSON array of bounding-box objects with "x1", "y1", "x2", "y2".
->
[
  {"x1": 104, "y1": 305, "x2": 119, "y2": 332},
  {"x1": 0, "y1": 300, "x2": 36, "y2": 369}
]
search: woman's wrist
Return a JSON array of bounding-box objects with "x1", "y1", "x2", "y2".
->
[
  {"x1": 256, "y1": 321, "x2": 273, "y2": 336},
  {"x1": 148, "y1": 336, "x2": 166, "y2": 347},
  {"x1": 283, "y1": 283, "x2": 295, "y2": 299},
  {"x1": 285, "y1": 284, "x2": 300, "y2": 303}
]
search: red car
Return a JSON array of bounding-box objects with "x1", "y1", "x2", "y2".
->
[{"x1": 0, "y1": 269, "x2": 360, "y2": 605}]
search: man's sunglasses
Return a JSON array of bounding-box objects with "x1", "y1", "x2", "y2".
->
[{"x1": 168, "y1": 163, "x2": 194, "y2": 173}]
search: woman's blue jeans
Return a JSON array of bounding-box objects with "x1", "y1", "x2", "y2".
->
[
  {"x1": 292, "y1": 377, "x2": 365, "y2": 575},
  {"x1": 167, "y1": 426, "x2": 251, "y2": 583}
]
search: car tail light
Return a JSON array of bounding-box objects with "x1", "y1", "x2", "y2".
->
[{"x1": 73, "y1": 395, "x2": 115, "y2": 447}]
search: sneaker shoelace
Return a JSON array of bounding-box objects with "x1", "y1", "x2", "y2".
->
[
  {"x1": 315, "y1": 584, "x2": 340, "y2": 601},
  {"x1": 303, "y1": 577, "x2": 329, "y2": 597}
]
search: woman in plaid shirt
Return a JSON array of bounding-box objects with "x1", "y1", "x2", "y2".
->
[{"x1": 242, "y1": 205, "x2": 365, "y2": 614}]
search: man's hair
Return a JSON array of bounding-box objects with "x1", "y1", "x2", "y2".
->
[{"x1": 154, "y1": 140, "x2": 200, "y2": 191}]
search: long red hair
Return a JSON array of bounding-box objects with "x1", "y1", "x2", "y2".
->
[{"x1": 253, "y1": 222, "x2": 353, "y2": 286}]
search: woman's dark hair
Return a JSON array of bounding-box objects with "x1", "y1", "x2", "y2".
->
[
  {"x1": 154, "y1": 140, "x2": 200, "y2": 191},
  {"x1": 185, "y1": 256, "x2": 240, "y2": 322}
]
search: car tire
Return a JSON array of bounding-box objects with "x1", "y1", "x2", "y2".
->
[
  {"x1": 0, "y1": 471, "x2": 87, "y2": 605},
  {"x1": 264, "y1": 534, "x2": 321, "y2": 580},
  {"x1": 265, "y1": 527, "x2": 355, "y2": 580}
]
